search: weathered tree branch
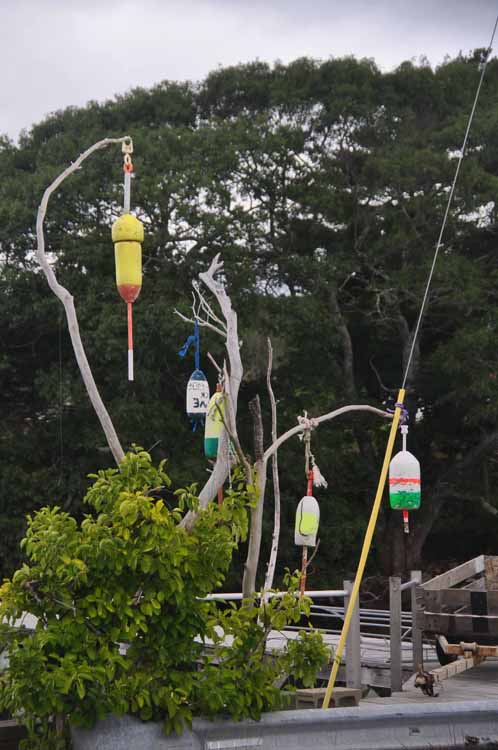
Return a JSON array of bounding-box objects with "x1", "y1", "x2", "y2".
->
[
  {"x1": 263, "y1": 339, "x2": 281, "y2": 597},
  {"x1": 35, "y1": 137, "x2": 129, "y2": 465},
  {"x1": 263, "y1": 405, "x2": 391, "y2": 465},
  {"x1": 180, "y1": 254, "x2": 244, "y2": 530},
  {"x1": 173, "y1": 308, "x2": 226, "y2": 338},
  {"x1": 176, "y1": 255, "x2": 391, "y2": 590},
  {"x1": 243, "y1": 395, "x2": 267, "y2": 599}
]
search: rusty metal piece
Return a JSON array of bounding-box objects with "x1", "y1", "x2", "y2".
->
[{"x1": 414, "y1": 667, "x2": 438, "y2": 697}]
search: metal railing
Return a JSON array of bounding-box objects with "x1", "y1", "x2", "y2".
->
[{"x1": 203, "y1": 571, "x2": 426, "y2": 693}]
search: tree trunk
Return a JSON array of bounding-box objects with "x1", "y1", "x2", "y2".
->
[
  {"x1": 328, "y1": 285, "x2": 377, "y2": 473},
  {"x1": 242, "y1": 396, "x2": 266, "y2": 599},
  {"x1": 263, "y1": 339, "x2": 281, "y2": 597}
]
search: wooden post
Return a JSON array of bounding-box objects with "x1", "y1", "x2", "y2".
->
[
  {"x1": 389, "y1": 576, "x2": 402, "y2": 693},
  {"x1": 410, "y1": 570, "x2": 423, "y2": 673},
  {"x1": 344, "y1": 580, "x2": 361, "y2": 689}
]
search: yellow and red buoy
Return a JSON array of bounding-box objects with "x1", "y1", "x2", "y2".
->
[{"x1": 112, "y1": 213, "x2": 144, "y2": 381}]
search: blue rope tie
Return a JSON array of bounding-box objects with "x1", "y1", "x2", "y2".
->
[
  {"x1": 179, "y1": 321, "x2": 200, "y2": 370},
  {"x1": 179, "y1": 322, "x2": 204, "y2": 432}
]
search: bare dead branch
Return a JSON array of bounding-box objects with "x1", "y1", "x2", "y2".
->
[
  {"x1": 180, "y1": 254, "x2": 244, "y2": 529},
  {"x1": 193, "y1": 280, "x2": 227, "y2": 330},
  {"x1": 173, "y1": 308, "x2": 226, "y2": 338},
  {"x1": 243, "y1": 395, "x2": 267, "y2": 599},
  {"x1": 263, "y1": 338, "x2": 281, "y2": 597},
  {"x1": 35, "y1": 137, "x2": 129, "y2": 464},
  {"x1": 263, "y1": 404, "x2": 391, "y2": 465}
]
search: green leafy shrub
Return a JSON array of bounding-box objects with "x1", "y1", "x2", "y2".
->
[{"x1": 0, "y1": 449, "x2": 329, "y2": 748}]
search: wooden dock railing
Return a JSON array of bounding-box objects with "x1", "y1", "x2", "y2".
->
[{"x1": 389, "y1": 570, "x2": 423, "y2": 692}]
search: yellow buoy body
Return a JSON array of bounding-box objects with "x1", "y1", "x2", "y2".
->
[{"x1": 112, "y1": 214, "x2": 144, "y2": 303}]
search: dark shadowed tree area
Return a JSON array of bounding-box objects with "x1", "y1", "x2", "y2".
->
[{"x1": 1, "y1": 52, "x2": 497, "y2": 587}]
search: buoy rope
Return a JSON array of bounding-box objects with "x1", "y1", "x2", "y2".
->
[
  {"x1": 402, "y1": 18, "x2": 498, "y2": 388},
  {"x1": 178, "y1": 321, "x2": 201, "y2": 370},
  {"x1": 323, "y1": 15, "x2": 498, "y2": 709}
]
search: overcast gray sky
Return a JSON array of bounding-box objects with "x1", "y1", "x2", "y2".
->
[{"x1": 2, "y1": 0, "x2": 497, "y2": 141}]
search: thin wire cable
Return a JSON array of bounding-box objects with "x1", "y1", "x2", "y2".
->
[{"x1": 402, "y1": 17, "x2": 498, "y2": 389}]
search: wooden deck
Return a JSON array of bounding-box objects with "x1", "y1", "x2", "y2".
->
[
  {"x1": 362, "y1": 658, "x2": 498, "y2": 705},
  {"x1": 266, "y1": 629, "x2": 436, "y2": 690}
]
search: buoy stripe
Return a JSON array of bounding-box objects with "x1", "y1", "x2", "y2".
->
[
  {"x1": 389, "y1": 477, "x2": 421, "y2": 485},
  {"x1": 117, "y1": 284, "x2": 141, "y2": 303}
]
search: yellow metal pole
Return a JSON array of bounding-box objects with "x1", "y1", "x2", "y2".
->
[{"x1": 322, "y1": 388, "x2": 405, "y2": 709}]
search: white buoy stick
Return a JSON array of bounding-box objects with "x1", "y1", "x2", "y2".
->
[
  {"x1": 401, "y1": 424, "x2": 408, "y2": 451},
  {"x1": 123, "y1": 170, "x2": 131, "y2": 213},
  {"x1": 127, "y1": 302, "x2": 134, "y2": 382}
]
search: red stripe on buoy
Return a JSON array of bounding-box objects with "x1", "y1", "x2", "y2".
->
[
  {"x1": 307, "y1": 469, "x2": 313, "y2": 496},
  {"x1": 118, "y1": 284, "x2": 141, "y2": 303}
]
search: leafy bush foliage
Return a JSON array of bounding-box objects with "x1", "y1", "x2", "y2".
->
[{"x1": 0, "y1": 449, "x2": 328, "y2": 748}]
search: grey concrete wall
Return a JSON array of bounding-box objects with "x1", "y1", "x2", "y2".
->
[{"x1": 72, "y1": 700, "x2": 498, "y2": 750}]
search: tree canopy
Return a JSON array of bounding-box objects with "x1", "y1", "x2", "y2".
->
[{"x1": 1, "y1": 52, "x2": 497, "y2": 584}]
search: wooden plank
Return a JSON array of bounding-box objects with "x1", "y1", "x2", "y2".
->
[
  {"x1": 422, "y1": 611, "x2": 498, "y2": 638},
  {"x1": 485, "y1": 556, "x2": 498, "y2": 590},
  {"x1": 344, "y1": 580, "x2": 361, "y2": 690},
  {"x1": 389, "y1": 577, "x2": 402, "y2": 692},
  {"x1": 444, "y1": 642, "x2": 498, "y2": 657},
  {"x1": 421, "y1": 589, "x2": 498, "y2": 614},
  {"x1": 410, "y1": 570, "x2": 423, "y2": 672},
  {"x1": 463, "y1": 577, "x2": 487, "y2": 591},
  {"x1": 433, "y1": 655, "x2": 485, "y2": 684},
  {"x1": 422, "y1": 556, "x2": 485, "y2": 591},
  {"x1": 423, "y1": 589, "x2": 472, "y2": 612},
  {"x1": 294, "y1": 686, "x2": 361, "y2": 708}
]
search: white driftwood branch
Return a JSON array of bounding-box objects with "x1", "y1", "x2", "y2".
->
[
  {"x1": 242, "y1": 395, "x2": 267, "y2": 599},
  {"x1": 263, "y1": 338, "x2": 281, "y2": 598},
  {"x1": 173, "y1": 308, "x2": 226, "y2": 338},
  {"x1": 181, "y1": 254, "x2": 244, "y2": 529},
  {"x1": 246, "y1": 404, "x2": 390, "y2": 595},
  {"x1": 263, "y1": 404, "x2": 391, "y2": 465},
  {"x1": 193, "y1": 280, "x2": 227, "y2": 330},
  {"x1": 35, "y1": 137, "x2": 129, "y2": 465}
]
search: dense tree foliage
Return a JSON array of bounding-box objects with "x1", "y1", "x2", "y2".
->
[
  {"x1": 1, "y1": 53, "x2": 497, "y2": 584},
  {"x1": 0, "y1": 449, "x2": 328, "y2": 747}
]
